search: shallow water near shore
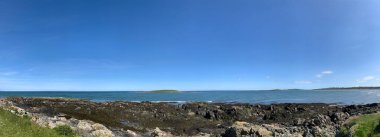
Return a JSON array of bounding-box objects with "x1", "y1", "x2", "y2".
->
[{"x1": 1, "y1": 90, "x2": 380, "y2": 104}]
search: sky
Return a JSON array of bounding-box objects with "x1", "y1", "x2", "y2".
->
[{"x1": 0, "y1": 0, "x2": 380, "y2": 91}]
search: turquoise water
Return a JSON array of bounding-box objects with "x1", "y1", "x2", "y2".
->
[{"x1": 1, "y1": 90, "x2": 380, "y2": 104}]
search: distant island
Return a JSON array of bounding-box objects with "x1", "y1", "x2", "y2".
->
[
  {"x1": 316, "y1": 86, "x2": 380, "y2": 90},
  {"x1": 270, "y1": 89, "x2": 303, "y2": 91},
  {"x1": 146, "y1": 90, "x2": 181, "y2": 93}
]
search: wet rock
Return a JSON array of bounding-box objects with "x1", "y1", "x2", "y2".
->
[{"x1": 222, "y1": 128, "x2": 238, "y2": 137}]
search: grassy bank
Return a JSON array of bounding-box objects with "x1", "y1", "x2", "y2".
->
[
  {"x1": 339, "y1": 113, "x2": 380, "y2": 137},
  {"x1": 0, "y1": 108, "x2": 71, "y2": 137}
]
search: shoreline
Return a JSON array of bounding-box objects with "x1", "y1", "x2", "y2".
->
[
  {"x1": 2, "y1": 89, "x2": 380, "y2": 105},
  {"x1": 2, "y1": 97, "x2": 380, "y2": 136}
]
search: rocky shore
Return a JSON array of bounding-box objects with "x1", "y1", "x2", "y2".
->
[{"x1": 1, "y1": 97, "x2": 380, "y2": 137}]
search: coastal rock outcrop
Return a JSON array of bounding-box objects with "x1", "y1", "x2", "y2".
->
[
  {"x1": 3, "y1": 97, "x2": 380, "y2": 137},
  {"x1": 0, "y1": 100, "x2": 116, "y2": 137},
  {"x1": 151, "y1": 127, "x2": 174, "y2": 137},
  {"x1": 221, "y1": 121, "x2": 338, "y2": 137}
]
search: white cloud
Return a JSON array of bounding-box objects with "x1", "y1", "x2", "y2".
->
[
  {"x1": 321, "y1": 70, "x2": 333, "y2": 74},
  {"x1": 316, "y1": 70, "x2": 333, "y2": 78},
  {"x1": 363, "y1": 76, "x2": 375, "y2": 81},
  {"x1": 295, "y1": 80, "x2": 312, "y2": 84},
  {"x1": 0, "y1": 71, "x2": 18, "y2": 76},
  {"x1": 357, "y1": 76, "x2": 376, "y2": 83}
]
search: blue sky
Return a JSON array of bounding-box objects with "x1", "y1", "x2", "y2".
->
[{"x1": 0, "y1": 0, "x2": 380, "y2": 91}]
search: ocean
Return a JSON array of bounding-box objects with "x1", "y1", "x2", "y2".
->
[{"x1": 1, "y1": 90, "x2": 380, "y2": 105}]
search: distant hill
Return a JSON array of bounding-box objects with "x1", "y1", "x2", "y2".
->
[
  {"x1": 316, "y1": 87, "x2": 380, "y2": 90},
  {"x1": 270, "y1": 89, "x2": 303, "y2": 91}
]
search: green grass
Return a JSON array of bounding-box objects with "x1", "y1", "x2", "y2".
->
[
  {"x1": 339, "y1": 113, "x2": 380, "y2": 137},
  {"x1": 53, "y1": 125, "x2": 75, "y2": 137},
  {"x1": 0, "y1": 108, "x2": 73, "y2": 137}
]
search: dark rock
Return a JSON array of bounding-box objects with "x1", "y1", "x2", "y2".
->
[
  {"x1": 222, "y1": 128, "x2": 237, "y2": 137},
  {"x1": 5, "y1": 97, "x2": 380, "y2": 136}
]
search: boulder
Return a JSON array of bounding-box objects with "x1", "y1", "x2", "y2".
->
[
  {"x1": 331, "y1": 112, "x2": 349, "y2": 124},
  {"x1": 222, "y1": 121, "x2": 273, "y2": 137},
  {"x1": 92, "y1": 123, "x2": 108, "y2": 130},
  {"x1": 152, "y1": 127, "x2": 174, "y2": 137},
  {"x1": 91, "y1": 129, "x2": 115, "y2": 137},
  {"x1": 76, "y1": 120, "x2": 94, "y2": 135},
  {"x1": 126, "y1": 130, "x2": 140, "y2": 137}
]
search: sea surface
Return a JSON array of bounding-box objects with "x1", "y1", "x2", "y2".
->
[{"x1": 1, "y1": 90, "x2": 380, "y2": 105}]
